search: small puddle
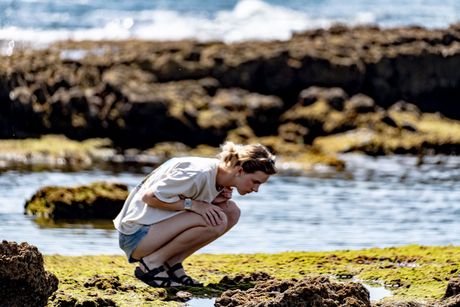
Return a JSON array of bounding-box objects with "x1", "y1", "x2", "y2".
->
[
  {"x1": 184, "y1": 298, "x2": 215, "y2": 307},
  {"x1": 364, "y1": 283, "x2": 393, "y2": 301}
]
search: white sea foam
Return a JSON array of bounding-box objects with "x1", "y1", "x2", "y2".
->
[{"x1": 0, "y1": 0, "x2": 458, "y2": 50}]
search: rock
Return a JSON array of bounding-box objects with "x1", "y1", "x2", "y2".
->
[
  {"x1": 345, "y1": 94, "x2": 377, "y2": 113},
  {"x1": 388, "y1": 101, "x2": 422, "y2": 116},
  {"x1": 278, "y1": 122, "x2": 309, "y2": 143},
  {"x1": 444, "y1": 278, "x2": 460, "y2": 299},
  {"x1": 24, "y1": 181, "x2": 128, "y2": 219},
  {"x1": 2, "y1": 24, "x2": 460, "y2": 149},
  {"x1": 246, "y1": 93, "x2": 284, "y2": 136},
  {"x1": 298, "y1": 86, "x2": 348, "y2": 110},
  {"x1": 441, "y1": 295, "x2": 460, "y2": 307},
  {"x1": 215, "y1": 275, "x2": 370, "y2": 307},
  {"x1": 175, "y1": 290, "x2": 193, "y2": 302},
  {"x1": 0, "y1": 241, "x2": 58, "y2": 307}
]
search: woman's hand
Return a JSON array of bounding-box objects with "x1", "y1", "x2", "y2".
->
[
  {"x1": 190, "y1": 200, "x2": 225, "y2": 226},
  {"x1": 212, "y1": 187, "x2": 233, "y2": 205}
]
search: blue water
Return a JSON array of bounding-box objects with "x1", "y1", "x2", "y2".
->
[
  {"x1": 1, "y1": 0, "x2": 459, "y2": 48},
  {"x1": 0, "y1": 154, "x2": 459, "y2": 256}
]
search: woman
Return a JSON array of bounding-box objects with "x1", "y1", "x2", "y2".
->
[{"x1": 113, "y1": 142, "x2": 277, "y2": 287}]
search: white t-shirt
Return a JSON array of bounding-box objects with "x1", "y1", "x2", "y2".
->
[{"x1": 113, "y1": 157, "x2": 222, "y2": 235}]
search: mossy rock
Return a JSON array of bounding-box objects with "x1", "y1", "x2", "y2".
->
[{"x1": 24, "y1": 182, "x2": 128, "y2": 219}]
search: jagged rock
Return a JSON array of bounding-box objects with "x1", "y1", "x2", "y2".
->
[
  {"x1": 215, "y1": 275, "x2": 370, "y2": 307},
  {"x1": 2, "y1": 24, "x2": 460, "y2": 150},
  {"x1": 0, "y1": 241, "x2": 58, "y2": 307},
  {"x1": 24, "y1": 181, "x2": 128, "y2": 219}
]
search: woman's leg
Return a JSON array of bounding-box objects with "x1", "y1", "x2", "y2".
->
[
  {"x1": 166, "y1": 200, "x2": 241, "y2": 270},
  {"x1": 132, "y1": 210, "x2": 228, "y2": 270}
]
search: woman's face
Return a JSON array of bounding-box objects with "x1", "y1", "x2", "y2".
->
[{"x1": 235, "y1": 170, "x2": 270, "y2": 195}]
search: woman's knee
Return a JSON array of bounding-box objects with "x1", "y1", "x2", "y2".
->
[
  {"x1": 203, "y1": 213, "x2": 228, "y2": 238},
  {"x1": 225, "y1": 200, "x2": 241, "y2": 227}
]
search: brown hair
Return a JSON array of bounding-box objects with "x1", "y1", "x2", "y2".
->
[{"x1": 218, "y1": 142, "x2": 277, "y2": 175}]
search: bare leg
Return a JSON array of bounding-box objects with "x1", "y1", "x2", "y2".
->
[
  {"x1": 165, "y1": 201, "x2": 241, "y2": 280},
  {"x1": 167, "y1": 200, "x2": 241, "y2": 265},
  {"x1": 132, "y1": 211, "x2": 228, "y2": 271}
]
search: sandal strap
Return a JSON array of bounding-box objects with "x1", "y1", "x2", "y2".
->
[
  {"x1": 135, "y1": 266, "x2": 176, "y2": 287},
  {"x1": 166, "y1": 263, "x2": 203, "y2": 286},
  {"x1": 179, "y1": 275, "x2": 199, "y2": 286},
  {"x1": 140, "y1": 259, "x2": 165, "y2": 276},
  {"x1": 166, "y1": 262, "x2": 183, "y2": 273}
]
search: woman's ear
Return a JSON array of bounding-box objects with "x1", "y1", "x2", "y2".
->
[{"x1": 235, "y1": 165, "x2": 243, "y2": 177}]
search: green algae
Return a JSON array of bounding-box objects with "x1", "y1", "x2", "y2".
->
[
  {"x1": 25, "y1": 182, "x2": 128, "y2": 219},
  {"x1": 44, "y1": 245, "x2": 460, "y2": 306}
]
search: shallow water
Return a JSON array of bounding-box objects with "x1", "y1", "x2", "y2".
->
[{"x1": 1, "y1": 154, "x2": 459, "y2": 255}]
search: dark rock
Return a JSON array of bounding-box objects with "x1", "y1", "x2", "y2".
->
[
  {"x1": 215, "y1": 275, "x2": 370, "y2": 307},
  {"x1": 298, "y1": 86, "x2": 348, "y2": 110},
  {"x1": 246, "y1": 93, "x2": 284, "y2": 136},
  {"x1": 24, "y1": 181, "x2": 128, "y2": 219},
  {"x1": 444, "y1": 278, "x2": 460, "y2": 299},
  {"x1": 0, "y1": 241, "x2": 58, "y2": 307},
  {"x1": 381, "y1": 114, "x2": 399, "y2": 128}
]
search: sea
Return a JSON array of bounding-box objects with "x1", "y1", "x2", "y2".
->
[{"x1": 0, "y1": 0, "x2": 460, "y2": 53}]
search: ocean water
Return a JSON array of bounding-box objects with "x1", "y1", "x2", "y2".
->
[
  {"x1": 0, "y1": 0, "x2": 459, "y2": 50},
  {"x1": 1, "y1": 154, "x2": 459, "y2": 256}
]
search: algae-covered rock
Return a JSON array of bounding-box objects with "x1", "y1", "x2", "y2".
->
[
  {"x1": 0, "y1": 241, "x2": 58, "y2": 307},
  {"x1": 215, "y1": 275, "x2": 370, "y2": 307},
  {"x1": 24, "y1": 181, "x2": 128, "y2": 219}
]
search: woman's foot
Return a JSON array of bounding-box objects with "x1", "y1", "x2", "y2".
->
[
  {"x1": 135, "y1": 259, "x2": 181, "y2": 287},
  {"x1": 166, "y1": 263, "x2": 204, "y2": 287}
]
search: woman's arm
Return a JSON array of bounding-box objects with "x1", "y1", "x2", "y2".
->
[{"x1": 141, "y1": 191, "x2": 225, "y2": 226}]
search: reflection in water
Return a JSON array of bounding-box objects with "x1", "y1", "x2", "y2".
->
[
  {"x1": 0, "y1": 154, "x2": 459, "y2": 255},
  {"x1": 363, "y1": 283, "x2": 393, "y2": 301},
  {"x1": 33, "y1": 217, "x2": 115, "y2": 230},
  {"x1": 185, "y1": 298, "x2": 215, "y2": 307}
]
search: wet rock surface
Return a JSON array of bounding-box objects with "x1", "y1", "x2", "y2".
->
[
  {"x1": 0, "y1": 241, "x2": 58, "y2": 307},
  {"x1": 24, "y1": 181, "x2": 128, "y2": 219},
  {"x1": 215, "y1": 275, "x2": 371, "y2": 307}
]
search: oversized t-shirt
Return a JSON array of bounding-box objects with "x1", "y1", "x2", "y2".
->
[{"x1": 113, "y1": 157, "x2": 221, "y2": 235}]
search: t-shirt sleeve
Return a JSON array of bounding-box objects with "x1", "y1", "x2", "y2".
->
[{"x1": 149, "y1": 168, "x2": 198, "y2": 203}]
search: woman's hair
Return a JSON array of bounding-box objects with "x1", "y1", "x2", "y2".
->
[{"x1": 218, "y1": 142, "x2": 277, "y2": 175}]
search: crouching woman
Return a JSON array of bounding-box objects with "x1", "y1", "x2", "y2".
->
[{"x1": 113, "y1": 142, "x2": 277, "y2": 287}]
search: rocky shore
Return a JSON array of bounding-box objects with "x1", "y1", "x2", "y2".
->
[
  {"x1": 2, "y1": 243, "x2": 458, "y2": 306},
  {"x1": 1, "y1": 24, "x2": 460, "y2": 162}
]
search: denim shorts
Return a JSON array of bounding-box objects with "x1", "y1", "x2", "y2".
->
[{"x1": 118, "y1": 225, "x2": 150, "y2": 263}]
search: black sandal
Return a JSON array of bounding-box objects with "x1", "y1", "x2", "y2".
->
[
  {"x1": 166, "y1": 263, "x2": 204, "y2": 287},
  {"x1": 134, "y1": 259, "x2": 180, "y2": 287}
]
